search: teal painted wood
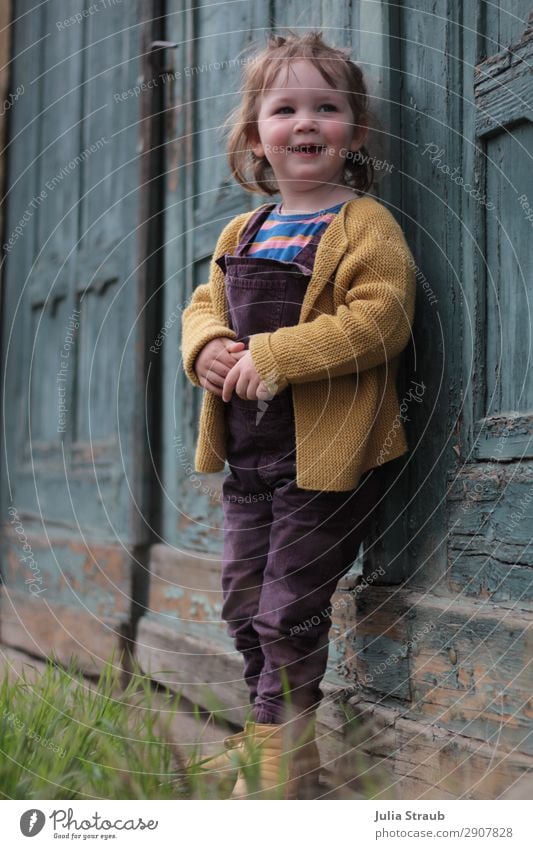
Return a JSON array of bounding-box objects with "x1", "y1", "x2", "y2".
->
[
  {"x1": 165, "y1": 0, "x2": 270, "y2": 553},
  {"x1": 1, "y1": 1, "x2": 146, "y2": 543},
  {"x1": 1, "y1": 0, "x2": 41, "y2": 511},
  {"x1": 459, "y1": 1, "x2": 533, "y2": 443},
  {"x1": 448, "y1": 465, "x2": 533, "y2": 606},
  {"x1": 483, "y1": 0, "x2": 533, "y2": 52},
  {"x1": 461, "y1": 0, "x2": 490, "y2": 445},
  {"x1": 479, "y1": 29, "x2": 533, "y2": 416},
  {"x1": 397, "y1": 0, "x2": 465, "y2": 592},
  {"x1": 474, "y1": 414, "x2": 533, "y2": 460},
  {"x1": 350, "y1": 0, "x2": 409, "y2": 586},
  {"x1": 407, "y1": 599, "x2": 533, "y2": 756}
]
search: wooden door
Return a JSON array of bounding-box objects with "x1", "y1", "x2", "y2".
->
[
  {"x1": 353, "y1": 0, "x2": 533, "y2": 782},
  {"x1": 442, "y1": 2, "x2": 533, "y2": 751},
  {"x1": 0, "y1": 0, "x2": 151, "y2": 671}
]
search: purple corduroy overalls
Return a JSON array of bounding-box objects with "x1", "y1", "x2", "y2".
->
[{"x1": 214, "y1": 203, "x2": 381, "y2": 723}]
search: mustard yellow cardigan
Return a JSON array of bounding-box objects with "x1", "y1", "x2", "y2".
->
[{"x1": 181, "y1": 195, "x2": 416, "y2": 491}]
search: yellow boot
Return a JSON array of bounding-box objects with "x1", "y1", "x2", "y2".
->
[
  {"x1": 231, "y1": 716, "x2": 321, "y2": 800},
  {"x1": 191, "y1": 727, "x2": 248, "y2": 794}
]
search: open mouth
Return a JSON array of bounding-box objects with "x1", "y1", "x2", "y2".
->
[{"x1": 287, "y1": 144, "x2": 327, "y2": 154}]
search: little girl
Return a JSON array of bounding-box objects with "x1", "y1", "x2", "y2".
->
[{"x1": 181, "y1": 30, "x2": 416, "y2": 799}]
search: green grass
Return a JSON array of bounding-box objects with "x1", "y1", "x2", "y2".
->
[
  {"x1": 0, "y1": 651, "x2": 387, "y2": 800},
  {"x1": 0, "y1": 651, "x2": 209, "y2": 800}
]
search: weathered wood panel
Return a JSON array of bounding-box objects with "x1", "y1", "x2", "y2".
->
[
  {"x1": 409, "y1": 602, "x2": 533, "y2": 756},
  {"x1": 1, "y1": 589, "x2": 127, "y2": 676},
  {"x1": 0, "y1": 1, "x2": 150, "y2": 668},
  {"x1": 447, "y1": 464, "x2": 533, "y2": 608},
  {"x1": 0, "y1": 528, "x2": 132, "y2": 673},
  {"x1": 474, "y1": 15, "x2": 533, "y2": 138},
  {"x1": 483, "y1": 1, "x2": 533, "y2": 57},
  {"x1": 474, "y1": 414, "x2": 533, "y2": 461},
  {"x1": 338, "y1": 694, "x2": 533, "y2": 800},
  {"x1": 472, "y1": 10, "x2": 533, "y2": 427},
  {"x1": 143, "y1": 544, "x2": 228, "y2": 643},
  {"x1": 348, "y1": 587, "x2": 533, "y2": 757}
]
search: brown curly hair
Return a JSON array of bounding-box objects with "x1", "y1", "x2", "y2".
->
[{"x1": 221, "y1": 29, "x2": 375, "y2": 196}]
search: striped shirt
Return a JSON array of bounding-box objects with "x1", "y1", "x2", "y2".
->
[{"x1": 244, "y1": 200, "x2": 347, "y2": 263}]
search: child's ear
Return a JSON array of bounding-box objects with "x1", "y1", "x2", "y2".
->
[
  {"x1": 349, "y1": 122, "x2": 368, "y2": 154},
  {"x1": 251, "y1": 135, "x2": 265, "y2": 158}
]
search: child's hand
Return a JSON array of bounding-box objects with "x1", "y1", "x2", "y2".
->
[
  {"x1": 222, "y1": 349, "x2": 273, "y2": 402},
  {"x1": 193, "y1": 337, "x2": 246, "y2": 397}
]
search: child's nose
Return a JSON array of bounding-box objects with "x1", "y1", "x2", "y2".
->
[{"x1": 293, "y1": 112, "x2": 319, "y2": 131}]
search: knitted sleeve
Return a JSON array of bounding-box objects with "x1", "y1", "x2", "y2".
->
[
  {"x1": 181, "y1": 215, "x2": 247, "y2": 387},
  {"x1": 248, "y1": 206, "x2": 416, "y2": 395}
]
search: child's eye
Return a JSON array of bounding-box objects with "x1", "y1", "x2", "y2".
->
[{"x1": 274, "y1": 103, "x2": 338, "y2": 114}]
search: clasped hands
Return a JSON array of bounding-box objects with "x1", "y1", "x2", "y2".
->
[{"x1": 193, "y1": 337, "x2": 274, "y2": 402}]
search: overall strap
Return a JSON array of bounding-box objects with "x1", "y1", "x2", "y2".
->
[{"x1": 233, "y1": 203, "x2": 277, "y2": 256}]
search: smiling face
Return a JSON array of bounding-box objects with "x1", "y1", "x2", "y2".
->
[{"x1": 250, "y1": 59, "x2": 367, "y2": 211}]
